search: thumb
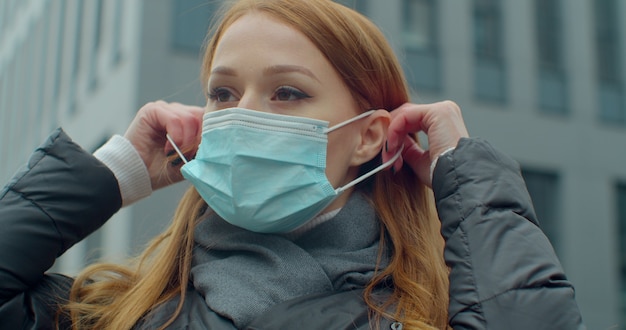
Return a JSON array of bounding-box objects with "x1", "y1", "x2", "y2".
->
[{"x1": 399, "y1": 135, "x2": 432, "y2": 186}]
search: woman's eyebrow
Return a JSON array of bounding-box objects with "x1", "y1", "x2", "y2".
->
[
  {"x1": 210, "y1": 64, "x2": 321, "y2": 83},
  {"x1": 263, "y1": 65, "x2": 320, "y2": 83},
  {"x1": 211, "y1": 66, "x2": 237, "y2": 76}
]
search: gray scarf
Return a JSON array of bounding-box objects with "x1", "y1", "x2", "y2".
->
[{"x1": 190, "y1": 192, "x2": 390, "y2": 328}]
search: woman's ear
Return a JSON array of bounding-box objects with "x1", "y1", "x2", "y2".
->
[{"x1": 350, "y1": 109, "x2": 391, "y2": 166}]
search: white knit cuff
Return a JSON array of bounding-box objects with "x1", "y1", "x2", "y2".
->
[
  {"x1": 430, "y1": 147, "x2": 456, "y2": 181},
  {"x1": 93, "y1": 135, "x2": 152, "y2": 206}
]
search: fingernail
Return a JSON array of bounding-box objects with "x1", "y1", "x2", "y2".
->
[{"x1": 171, "y1": 158, "x2": 183, "y2": 166}]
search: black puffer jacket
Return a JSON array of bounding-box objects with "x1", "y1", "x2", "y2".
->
[{"x1": 0, "y1": 129, "x2": 584, "y2": 329}]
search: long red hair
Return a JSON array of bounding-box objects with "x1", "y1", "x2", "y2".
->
[{"x1": 64, "y1": 1, "x2": 449, "y2": 329}]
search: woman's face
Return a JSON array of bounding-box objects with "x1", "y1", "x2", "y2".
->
[{"x1": 207, "y1": 13, "x2": 368, "y2": 211}]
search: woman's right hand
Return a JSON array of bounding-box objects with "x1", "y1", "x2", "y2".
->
[
  {"x1": 382, "y1": 101, "x2": 469, "y2": 187},
  {"x1": 124, "y1": 101, "x2": 204, "y2": 190}
]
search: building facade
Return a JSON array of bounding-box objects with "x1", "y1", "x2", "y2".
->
[{"x1": 1, "y1": 0, "x2": 625, "y2": 328}]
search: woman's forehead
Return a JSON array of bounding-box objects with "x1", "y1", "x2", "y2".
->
[{"x1": 210, "y1": 13, "x2": 332, "y2": 77}]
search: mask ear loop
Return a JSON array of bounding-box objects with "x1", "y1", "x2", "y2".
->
[
  {"x1": 324, "y1": 110, "x2": 377, "y2": 133},
  {"x1": 166, "y1": 134, "x2": 189, "y2": 164},
  {"x1": 336, "y1": 144, "x2": 404, "y2": 194}
]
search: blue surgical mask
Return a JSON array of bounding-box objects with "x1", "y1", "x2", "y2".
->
[{"x1": 168, "y1": 108, "x2": 401, "y2": 233}]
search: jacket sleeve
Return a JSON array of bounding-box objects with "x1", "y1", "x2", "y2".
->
[
  {"x1": 0, "y1": 128, "x2": 123, "y2": 328},
  {"x1": 432, "y1": 138, "x2": 585, "y2": 329}
]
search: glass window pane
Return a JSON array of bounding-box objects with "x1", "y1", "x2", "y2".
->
[
  {"x1": 522, "y1": 169, "x2": 561, "y2": 254},
  {"x1": 53, "y1": 0, "x2": 66, "y2": 103},
  {"x1": 473, "y1": 0, "x2": 505, "y2": 102},
  {"x1": 172, "y1": 0, "x2": 219, "y2": 53},
  {"x1": 535, "y1": 0, "x2": 568, "y2": 115},
  {"x1": 535, "y1": 0, "x2": 562, "y2": 69},
  {"x1": 593, "y1": 0, "x2": 622, "y2": 83},
  {"x1": 593, "y1": 0, "x2": 624, "y2": 123},
  {"x1": 334, "y1": 0, "x2": 357, "y2": 9},
  {"x1": 598, "y1": 82, "x2": 625, "y2": 124},
  {"x1": 72, "y1": 1, "x2": 84, "y2": 77},
  {"x1": 355, "y1": 0, "x2": 368, "y2": 14},
  {"x1": 403, "y1": 0, "x2": 434, "y2": 50},
  {"x1": 474, "y1": 0, "x2": 501, "y2": 60},
  {"x1": 475, "y1": 59, "x2": 506, "y2": 102},
  {"x1": 403, "y1": 50, "x2": 441, "y2": 91},
  {"x1": 89, "y1": 0, "x2": 104, "y2": 90},
  {"x1": 402, "y1": 0, "x2": 440, "y2": 91},
  {"x1": 615, "y1": 182, "x2": 626, "y2": 325},
  {"x1": 112, "y1": 0, "x2": 124, "y2": 64},
  {"x1": 538, "y1": 70, "x2": 567, "y2": 114}
]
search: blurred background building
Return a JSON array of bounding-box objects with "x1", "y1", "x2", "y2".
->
[{"x1": 0, "y1": 0, "x2": 625, "y2": 328}]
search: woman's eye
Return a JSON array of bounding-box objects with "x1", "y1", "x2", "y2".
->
[
  {"x1": 273, "y1": 86, "x2": 311, "y2": 101},
  {"x1": 208, "y1": 87, "x2": 237, "y2": 102}
]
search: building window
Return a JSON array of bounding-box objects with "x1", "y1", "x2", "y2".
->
[
  {"x1": 88, "y1": 0, "x2": 103, "y2": 90},
  {"x1": 36, "y1": 3, "x2": 51, "y2": 133},
  {"x1": 355, "y1": 0, "x2": 368, "y2": 13},
  {"x1": 4, "y1": 56, "x2": 18, "y2": 178},
  {"x1": 334, "y1": 0, "x2": 357, "y2": 8},
  {"x1": 1, "y1": 1, "x2": 12, "y2": 35},
  {"x1": 0, "y1": 68, "x2": 8, "y2": 179},
  {"x1": 521, "y1": 168, "x2": 561, "y2": 254},
  {"x1": 473, "y1": 0, "x2": 506, "y2": 102},
  {"x1": 71, "y1": 1, "x2": 83, "y2": 79},
  {"x1": 84, "y1": 230, "x2": 104, "y2": 266},
  {"x1": 535, "y1": 0, "x2": 567, "y2": 115},
  {"x1": 335, "y1": 0, "x2": 368, "y2": 13},
  {"x1": 52, "y1": 0, "x2": 66, "y2": 105},
  {"x1": 0, "y1": 2, "x2": 5, "y2": 43},
  {"x1": 615, "y1": 182, "x2": 626, "y2": 323},
  {"x1": 402, "y1": 0, "x2": 440, "y2": 91},
  {"x1": 594, "y1": 0, "x2": 624, "y2": 124},
  {"x1": 171, "y1": 0, "x2": 219, "y2": 53},
  {"x1": 112, "y1": 0, "x2": 124, "y2": 65},
  {"x1": 68, "y1": 0, "x2": 84, "y2": 116}
]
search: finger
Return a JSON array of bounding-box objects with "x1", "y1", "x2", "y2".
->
[
  {"x1": 392, "y1": 155, "x2": 403, "y2": 173},
  {"x1": 178, "y1": 105, "x2": 204, "y2": 151},
  {"x1": 383, "y1": 105, "x2": 425, "y2": 164},
  {"x1": 163, "y1": 105, "x2": 203, "y2": 156},
  {"x1": 385, "y1": 103, "x2": 431, "y2": 155},
  {"x1": 386, "y1": 135, "x2": 414, "y2": 172},
  {"x1": 401, "y1": 135, "x2": 427, "y2": 169},
  {"x1": 387, "y1": 101, "x2": 469, "y2": 160},
  {"x1": 393, "y1": 135, "x2": 424, "y2": 172},
  {"x1": 386, "y1": 132, "x2": 433, "y2": 185},
  {"x1": 401, "y1": 135, "x2": 431, "y2": 184}
]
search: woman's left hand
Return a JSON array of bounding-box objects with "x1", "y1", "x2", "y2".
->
[
  {"x1": 382, "y1": 101, "x2": 469, "y2": 187},
  {"x1": 124, "y1": 101, "x2": 204, "y2": 190}
]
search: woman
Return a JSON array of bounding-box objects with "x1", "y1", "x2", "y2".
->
[{"x1": 0, "y1": 0, "x2": 584, "y2": 329}]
